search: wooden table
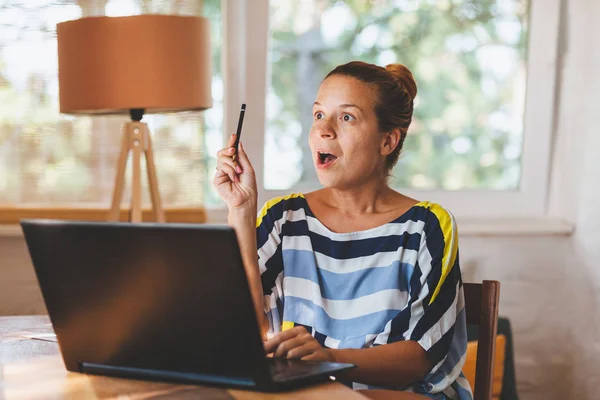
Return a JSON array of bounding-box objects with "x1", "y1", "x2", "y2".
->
[{"x1": 0, "y1": 316, "x2": 367, "y2": 399}]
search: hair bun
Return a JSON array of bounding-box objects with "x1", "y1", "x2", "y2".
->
[{"x1": 385, "y1": 64, "x2": 417, "y2": 101}]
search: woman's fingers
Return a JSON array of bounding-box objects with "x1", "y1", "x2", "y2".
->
[
  {"x1": 227, "y1": 133, "x2": 237, "y2": 147},
  {"x1": 274, "y1": 335, "x2": 311, "y2": 358},
  {"x1": 218, "y1": 163, "x2": 238, "y2": 183},
  {"x1": 263, "y1": 327, "x2": 305, "y2": 354},
  {"x1": 216, "y1": 146, "x2": 235, "y2": 157},
  {"x1": 217, "y1": 153, "x2": 241, "y2": 174},
  {"x1": 213, "y1": 169, "x2": 231, "y2": 186},
  {"x1": 217, "y1": 143, "x2": 243, "y2": 174},
  {"x1": 286, "y1": 341, "x2": 319, "y2": 359},
  {"x1": 236, "y1": 142, "x2": 253, "y2": 173}
]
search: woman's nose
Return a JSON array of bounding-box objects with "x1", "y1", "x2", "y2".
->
[{"x1": 316, "y1": 120, "x2": 336, "y2": 139}]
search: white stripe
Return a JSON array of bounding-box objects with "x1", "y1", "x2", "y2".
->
[
  {"x1": 403, "y1": 281, "x2": 430, "y2": 340},
  {"x1": 257, "y1": 211, "x2": 285, "y2": 272},
  {"x1": 257, "y1": 207, "x2": 307, "y2": 271},
  {"x1": 430, "y1": 352, "x2": 467, "y2": 393},
  {"x1": 442, "y1": 384, "x2": 458, "y2": 399},
  {"x1": 324, "y1": 336, "x2": 341, "y2": 349},
  {"x1": 286, "y1": 207, "x2": 309, "y2": 222},
  {"x1": 283, "y1": 277, "x2": 407, "y2": 320},
  {"x1": 418, "y1": 280, "x2": 462, "y2": 351},
  {"x1": 374, "y1": 319, "x2": 393, "y2": 345},
  {"x1": 258, "y1": 231, "x2": 279, "y2": 273},
  {"x1": 417, "y1": 239, "x2": 434, "y2": 283},
  {"x1": 306, "y1": 215, "x2": 425, "y2": 241},
  {"x1": 257, "y1": 206, "x2": 307, "y2": 256},
  {"x1": 282, "y1": 235, "x2": 314, "y2": 252},
  {"x1": 282, "y1": 235, "x2": 420, "y2": 274},
  {"x1": 364, "y1": 334, "x2": 378, "y2": 346}
]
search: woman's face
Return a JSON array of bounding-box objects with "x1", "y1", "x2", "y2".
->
[{"x1": 309, "y1": 75, "x2": 386, "y2": 189}]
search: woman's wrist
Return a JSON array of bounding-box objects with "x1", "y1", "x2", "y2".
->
[
  {"x1": 326, "y1": 348, "x2": 338, "y2": 362},
  {"x1": 227, "y1": 202, "x2": 257, "y2": 227},
  {"x1": 327, "y1": 348, "x2": 352, "y2": 364}
]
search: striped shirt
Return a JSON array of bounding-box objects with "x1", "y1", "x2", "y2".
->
[{"x1": 256, "y1": 193, "x2": 473, "y2": 399}]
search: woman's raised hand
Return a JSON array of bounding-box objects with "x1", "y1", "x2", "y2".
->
[{"x1": 213, "y1": 134, "x2": 257, "y2": 210}]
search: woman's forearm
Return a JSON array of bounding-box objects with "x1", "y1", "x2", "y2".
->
[
  {"x1": 329, "y1": 340, "x2": 430, "y2": 389},
  {"x1": 228, "y1": 204, "x2": 269, "y2": 336}
]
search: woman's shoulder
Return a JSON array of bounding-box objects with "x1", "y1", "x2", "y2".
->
[
  {"x1": 404, "y1": 200, "x2": 458, "y2": 234},
  {"x1": 409, "y1": 200, "x2": 459, "y2": 247},
  {"x1": 410, "y1": 200, "x2": 456, "y2": 222},
  {"x1": 257, "y1": 192, "x2": 308, "y2": 225}
]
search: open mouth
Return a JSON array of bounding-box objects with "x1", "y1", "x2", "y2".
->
[{"x1": 317, "y1": 151, "x2": 338, "y2": 167}]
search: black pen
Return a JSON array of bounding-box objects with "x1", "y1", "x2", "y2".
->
[{"x1": 233, "y1": 103, "x2": 246, "y2": 156}]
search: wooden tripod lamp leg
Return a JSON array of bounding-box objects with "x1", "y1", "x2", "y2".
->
[
  {"x1": 108, "y1": 120, "x2": 166, "y2": 223},
  {"x1": 142, "y1": 125, "x2": 166, "y2": 223},
  {"x1": 130, "y1": 123, "x2": 143, "y2": 223},
  {"x1": 108, "y1": 123, "x2": 131, "y2": 221}
]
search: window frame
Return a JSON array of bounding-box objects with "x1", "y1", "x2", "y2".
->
[{"x1": 222, "y1": 0, "x2": 564, "y2": 222}]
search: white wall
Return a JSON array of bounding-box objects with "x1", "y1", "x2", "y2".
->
[{"x1": 1, "y1": 0, "x2": 599, "y2": 398}]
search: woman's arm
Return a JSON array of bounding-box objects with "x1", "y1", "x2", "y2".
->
[
  {"x1": 228, "y1": 204, "x2": 269, "y2": 337},
  {"x1": 330, "y1": 340, "x2": 430, "y2": 388},
  {"x1": 213, "y1": 138, "x2": 269, "y2": 336},
  {"x1": 263, "y1": 326, "x2": 430, "y2": 389}
]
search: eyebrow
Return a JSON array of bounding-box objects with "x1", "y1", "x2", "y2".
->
[{"x1": 313, "y1": 102, "x2": 362, "y2": 111}]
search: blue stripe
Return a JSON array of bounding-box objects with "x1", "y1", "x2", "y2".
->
[
  {"x1": 256, "y1": 205, "x2": 279, "y2": 250},
  {"x1": 282, "y1": 249, "x2": 415, "y2": 300},
  {"x1": 399, "y1": 203, "x2": 434, "y2": 224},
  {"x1": 282, "y1": 296, "x2": 401, "y2": 341}
]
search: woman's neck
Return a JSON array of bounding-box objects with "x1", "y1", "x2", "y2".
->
[{"x1": 322, "y1": 178, "x2": 395, "y2": 215}]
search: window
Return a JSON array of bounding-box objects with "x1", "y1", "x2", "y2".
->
[
  {"x1": 0, "y1": 0, "x2": 562, "y2": 224},
  {"x1": 265, "y1": 0, "x2": 529, "y2": 192},
  {"x1": 236, "y1": 0, "x2": 560, "y2": 218},
  {"x1": 0, "y1": 0, "x2": 223, "y2": 213}
]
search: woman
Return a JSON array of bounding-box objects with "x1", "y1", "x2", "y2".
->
[{"x1": 213, "y1": 61, "x2": 472, "y2": 400}]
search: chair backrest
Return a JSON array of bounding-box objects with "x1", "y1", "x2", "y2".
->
[{"x1": 463, "y1": 280, "x2": 501, "y2": 400}]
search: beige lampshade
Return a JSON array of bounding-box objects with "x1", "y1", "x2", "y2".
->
[{"x1": 57, "y1": 15, "x2": 212, "y2": 115}]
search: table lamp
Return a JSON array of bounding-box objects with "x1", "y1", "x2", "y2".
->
[{"x1": 56, "y1": 15, "x2": 212, "y2": 223}]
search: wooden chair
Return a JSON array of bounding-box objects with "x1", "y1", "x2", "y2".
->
[{"x1": 463, "y1": 280, "x2": 501, "y2": 400}]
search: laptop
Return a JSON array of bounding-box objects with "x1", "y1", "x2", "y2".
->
[{"x1": 20, "y1": 219, "x2": 355, "y2": 391}]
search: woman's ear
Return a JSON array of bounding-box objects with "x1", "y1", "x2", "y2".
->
[{"x1": 380, "y1": 128, "x2": 401, "y2": 156}]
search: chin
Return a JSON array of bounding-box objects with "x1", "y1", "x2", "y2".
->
[{"x1": 315, "y1": 171, "x2": 349, "y2": 190}]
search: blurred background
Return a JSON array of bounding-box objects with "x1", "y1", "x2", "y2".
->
[{"x1": 1, "y1": 1, "x2": 599, "y2": 399}]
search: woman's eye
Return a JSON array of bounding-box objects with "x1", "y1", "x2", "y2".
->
[
  {"x1": 342, "y1": 113, "x2": 354, "y2": 122},
  {"x1": 315, "y1": 112, "x2": 324, "y2": 120}
]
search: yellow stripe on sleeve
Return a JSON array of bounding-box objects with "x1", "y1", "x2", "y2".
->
[
  {"x1": 281, "y1": 321, "x2": 295, "y2": 332},
  {"x1": 421, "y1": 203, "x2": 458, "y2": 305},
  {"x1": 256, "y1": 193, "x2": 305, "y2": 228}
]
